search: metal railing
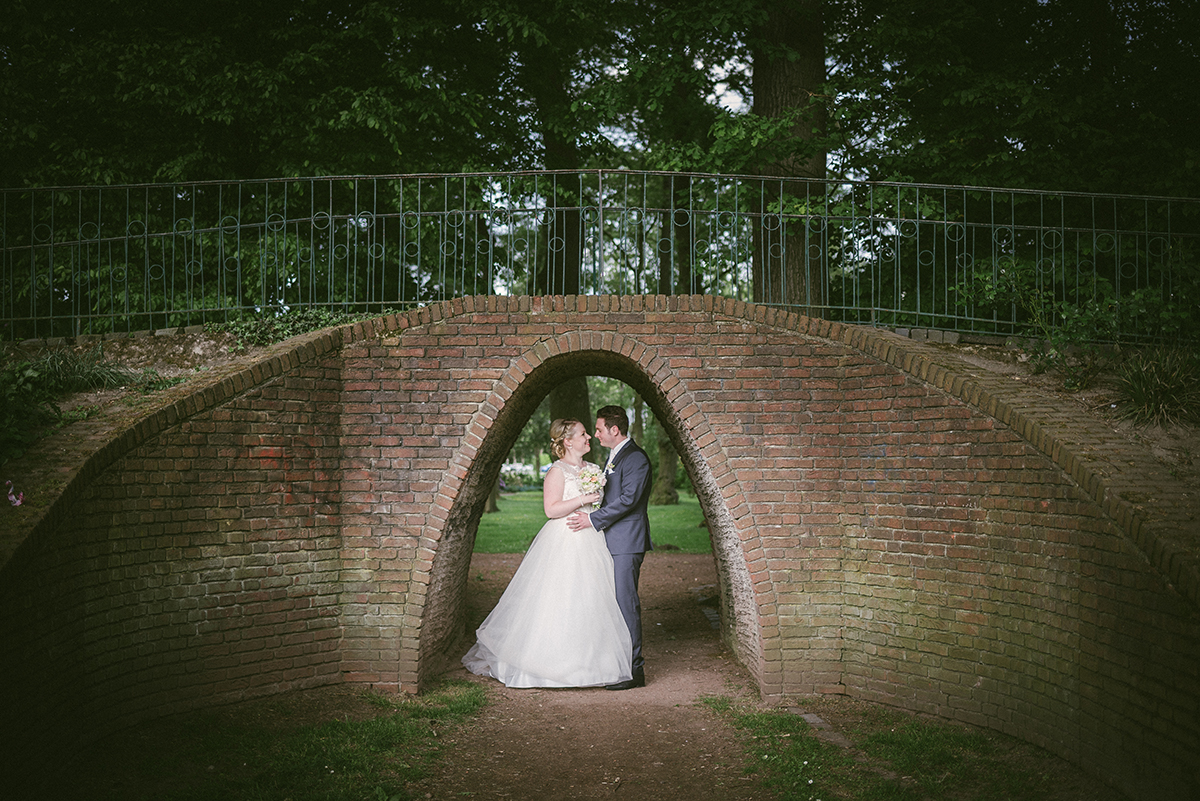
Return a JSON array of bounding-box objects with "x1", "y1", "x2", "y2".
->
[{"x1": 3, "y1": 170, "x2": 1197, "y2": 343}]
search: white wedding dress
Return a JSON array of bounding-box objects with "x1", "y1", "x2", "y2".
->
[{"x1": 462, "y1": 461, "x2": 633, "y2": 688}]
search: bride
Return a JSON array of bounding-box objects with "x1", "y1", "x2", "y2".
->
[{"x1": 462, "y1": 418, "x2": 634, "y2": 688}]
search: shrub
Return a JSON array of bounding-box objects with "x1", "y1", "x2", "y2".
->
[
  {"x1": 0, "y1": 346, "x2": 140, "y2": 466},
  {"x1": 1112, "y1": 348, "x2": 1200, "y2": 427},
  {"x1": 210, "y1": 307, "x2": 399, "y2": 351}
]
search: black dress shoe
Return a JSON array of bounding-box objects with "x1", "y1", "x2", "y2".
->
[{"x1": 605, "y1": 670, "x2": 645, "y2": 691}]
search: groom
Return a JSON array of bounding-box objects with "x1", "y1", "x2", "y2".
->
[{"x1": 567, "y1": 404, "x2": 652, "y2": 690}]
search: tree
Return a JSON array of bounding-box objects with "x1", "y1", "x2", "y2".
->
[
  {"x1": 748, "y1": 0, "x2": 828, "y2": 315},
  {"x1": 0, "y1": 0, "x2": 520, "y2": 185},
  {"x1": 825, "y1": 0, "x2": 1200, "y2": 196}
]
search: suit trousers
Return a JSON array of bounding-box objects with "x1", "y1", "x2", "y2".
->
[{"x1": 611, "y1": 552, "x2": 645, "y2": 673}]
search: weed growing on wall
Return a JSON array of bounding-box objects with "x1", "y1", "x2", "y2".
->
[
  {"x1": 209, "y1": 307, "x2": 400, "y2": 351},
  {"x1": 1113, "y1": 348, "x2": 1200, "y2": 427},
  {"x1": 0, "y1": 346, "x2": 182, "y2": 466}
]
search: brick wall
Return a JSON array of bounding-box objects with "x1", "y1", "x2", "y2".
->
[{"x1": 1, "y1": 295, "x2": 1196, "y2": 800}]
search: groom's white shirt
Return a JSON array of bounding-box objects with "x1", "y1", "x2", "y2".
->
[{"x1": 605, "y1": 437, "x2": 630, "y2": 472}]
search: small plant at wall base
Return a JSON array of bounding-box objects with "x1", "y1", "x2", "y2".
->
[
  {"x1": 34, "y1": 681, "x2": 486, "y2": 801},
  {"x1": 703, "y1": 697, "x2": 1065, "y2": 801},
  {"x1": 1112, "y1": 348, "x2": 1200, "y2": 427}
]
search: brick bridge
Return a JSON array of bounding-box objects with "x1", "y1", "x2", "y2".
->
[{"x1": 2, "y1": 295, "x2": 1197, "y2": 800}]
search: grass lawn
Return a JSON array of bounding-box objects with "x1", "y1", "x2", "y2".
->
[{"x1": 474, "y1": 490, "x2": 711, "y2": 553}]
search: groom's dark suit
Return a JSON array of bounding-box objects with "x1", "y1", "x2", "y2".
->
[{"x1": 588, "y1": 438, "x2": 652, "y2": 676}]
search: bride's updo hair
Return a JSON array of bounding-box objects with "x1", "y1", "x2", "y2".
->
[{"x1": 549, "y1": 418, "x2": 581, "y2": 460}]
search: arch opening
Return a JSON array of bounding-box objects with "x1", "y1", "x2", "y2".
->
[{"x1": 420, "y1": 348, "x2": 762, "y2": 690}]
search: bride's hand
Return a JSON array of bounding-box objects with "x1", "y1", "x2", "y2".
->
[{"x1": 579, "y1": 492, "x2": 600, "y2": 508}]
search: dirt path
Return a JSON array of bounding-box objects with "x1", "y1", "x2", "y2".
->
[{"x1": 410, "y1": 552, "x2": 769, "y2": 800}]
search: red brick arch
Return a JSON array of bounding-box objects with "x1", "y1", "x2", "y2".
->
[
  {"x1": 412, "y1": 326, "x2": 768, "y2": 693},
  {"x1": 2, "y1": 294, "x2": 1197, "y2": 800}
]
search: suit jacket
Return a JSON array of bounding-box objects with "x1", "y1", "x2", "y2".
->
[{"x1": 590, "y1": 438, "x2": 653, "y2": 555}]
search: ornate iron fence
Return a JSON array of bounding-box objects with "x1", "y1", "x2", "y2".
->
[{"x1": 3, "y1": 170, "x2": 1197, "y2": 343}]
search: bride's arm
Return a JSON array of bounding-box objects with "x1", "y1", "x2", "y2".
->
[{"x1": 543, "y1": 465, "x2": 599, "y2": 519}]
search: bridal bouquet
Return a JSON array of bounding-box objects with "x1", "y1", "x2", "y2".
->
[{"x1": 578, "y1": 462, "x2": 606, "y2": 510}]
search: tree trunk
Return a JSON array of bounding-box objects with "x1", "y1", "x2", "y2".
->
[
  {"x1": 485, "y1": 477, "x2": 501, "y2": 513},
  {"x1": 549, "y1": 377, "x2": 594, "y2": 461},
  {"x1": 523, "y1": 43, "x2": 583, "y2": 297},
  {"x1": 649, "y1": 416, "x2": 678, "y2": 506},
  {"x1": 658, "y1": 174, "x2": 694, "y2": 295},
  {"x1": 631, "y1": 393, "x2": 644, "y2": 443},
  {"x1": 750, "y1": 0, "x2": 827, "y2": 317}
]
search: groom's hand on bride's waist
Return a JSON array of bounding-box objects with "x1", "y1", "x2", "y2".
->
[{"x1": 566, "y1": 511, "x2": 591, "y2": 531}]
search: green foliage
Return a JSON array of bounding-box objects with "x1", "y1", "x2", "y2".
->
[
  {"x1": 0, "y1": 361, "x2": 61, "y2": 467},
  {"x1": 715, "y1": 703, "x2": 852, "y2": 800},
  {"x1": 827, "y1": 0, "x2": 1200, "y2": 195},
  {"x1": 5, "y1": 0, "x2": 1198, "y2": 198},
  {"x1": 0, "y1": 346, "x2": 139, "y2": 466},
  {"x1": 474, "y1": 490, "x2": 711, "y2": 553},
  {"x1": 955, "y1": 262, "x2": 1122, "y2": 390},
  {"x1": 705, "y1": 699, "x2": 1058, "y2": 801},
  {"x1": 1113, "y1": 348, "x2": 1200, "y2": 428},
  {"x1": 48, "y1": 681, "x2": 485, "y2": 801},
  {"x1": 209, "y1": 308, "x2": 398, "y2": 351}
]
